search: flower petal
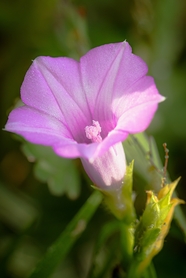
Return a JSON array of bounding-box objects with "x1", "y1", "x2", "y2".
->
[
  {"x1": 5, "y1": 106, "x2": 72, "y2": 145},
  {"x1": 21, "y1": 60, "x2": 64, "y2": 121},
  {"x1": 5, "y1": 106, "x2": 103, "y2": 160},
  {"x1": 54, "y1": 141, "x2": 99, "y2": 160},
  {"x1": 21, "y1": 57, "x2": 91, "y2": 142},
  {"x1": 115, "y1": 76, "x2": 165, "y2": 133},
  {"x1": 80, "y1": 42, "x2": 125, "y2": 117},
  {"x1": 80, "y1": 41, "x2": 149, "y2": 136}
]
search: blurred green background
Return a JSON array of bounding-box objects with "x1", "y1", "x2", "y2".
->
[{"x1": 0, "y1": 0, "x2": 186, "y2": 277}]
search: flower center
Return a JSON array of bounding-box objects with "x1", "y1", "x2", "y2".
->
[{"x1": 85, "y1": 120, "x2": 102, "y2": 143}]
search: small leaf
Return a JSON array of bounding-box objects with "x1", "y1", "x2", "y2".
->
[{"x1": 22, "y1": 142, "x2": 81, "y2": 199}]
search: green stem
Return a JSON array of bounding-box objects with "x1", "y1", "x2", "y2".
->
[
  {"x1": 120, "y1": 222, "x2": 134, "y2": 270},
  {"x1": 127, "y1": 261, "x2": 157, "y2": 278},
  {"x1": 28, "y1": 190, "x2": 102, "y2": 278},
  {"x1": 127, "y1": 260, "x2": 140, "y2": 278}
]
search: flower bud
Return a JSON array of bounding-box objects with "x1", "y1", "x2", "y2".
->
[{"x1": 132, "y1": 178, "x2": 184, "y2": 275}]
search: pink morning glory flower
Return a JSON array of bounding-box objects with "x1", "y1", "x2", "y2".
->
[{"x1": 5, "y1": 41, "x2": 164, "y2": 190}]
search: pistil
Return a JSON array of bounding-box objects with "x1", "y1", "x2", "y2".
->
[{"x1": 85, "y1": 120, "x2": 102, "y2": 143}]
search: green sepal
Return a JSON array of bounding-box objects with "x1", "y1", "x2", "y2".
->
[
  {"x1": 140, "y1": 228, "x2": 161, "y2": 261},
  {"x1": 142, "y1": 199, "x2": 160, "y2": 228},
  {"x1": 156, "y1": 204, "x2": 172, "y2": 227}
]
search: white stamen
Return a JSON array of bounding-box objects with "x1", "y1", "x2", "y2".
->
[{"x1": 85, "y1": 120, "x2": 102, "y2": 143}]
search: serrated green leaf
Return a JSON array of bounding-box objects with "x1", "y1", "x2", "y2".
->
[{"x1": 22, "y1": 142, "x2": 81, "y2": 199}]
